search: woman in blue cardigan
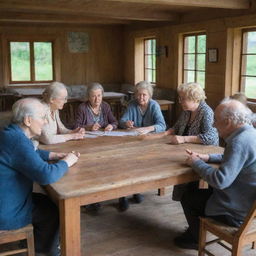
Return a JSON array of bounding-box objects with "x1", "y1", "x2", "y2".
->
[
  {"x1": 119, "y1": 81, "x2": 166, "y2": 211},
  {"x1": 0, "y1": 98, "x2": 79, "y2": 256}
]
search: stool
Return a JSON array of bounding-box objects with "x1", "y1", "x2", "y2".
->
[{"x1": 0, "y1": 224, "x2": 35, "y2": 256}]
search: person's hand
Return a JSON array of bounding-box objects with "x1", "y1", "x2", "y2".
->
[
  {"x1": 72, "y1": 127, "x2": 85, "y2": 134},
  {"x1": 125, "y1": 120, "x2": 134, "y2": 128},
  {"x1": 104, "y1": 124, "x2": 113, "y2": 131},
  {"x1": 91, "y1": 122, "x2": 101, "y2": 131},
  {"x1": 185, "y1": 149, "x2": 209, "y2": 166},
  {"x1": 63, "y1": 151, "x2": 80, "y2": 167},
  {"x1": 134, "y1": 127, "x2": 151, "y2": 135},
  {"x1": 165, "y1": 128, "x2": 174, "y2": 136},
  {"x1": 169, "y1": 135, "x2": 186, "y2": 144},
  {"x1": 69, "y1": 133, "x2": 84, "y2": 141},
  {"x1": 49, "y1": 152, "x2": 68, "y2": 160}
]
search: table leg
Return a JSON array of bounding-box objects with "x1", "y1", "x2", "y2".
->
[{"x1": 59, "y1": 198, "x2": 81, "y2": 256}]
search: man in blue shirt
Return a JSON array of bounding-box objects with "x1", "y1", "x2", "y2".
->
[
  {"x1": 174, "y1": 98, "x2": 256, "y2": 250},
  {"x1": 0, "y1": 98, "x2": 80, "y2": 256}
]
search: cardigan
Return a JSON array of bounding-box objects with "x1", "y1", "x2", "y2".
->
[
  {"x1": 119, "y1": 99, "x2": 166, "y2": 133},
  {"x1": 74, "y1": 101, "x2": 118, "y2": 130},
  {"x1": 192, "y1": 125, "x2": 256, "y2": 221},
  {"x1": 39, "y1": 106, "x2": 71, "y2": 144},
  {"x1": 172, "y1": 101, "x2": 219, "y2": 145},
  {"x1": 0, "y1": 124, "x2": 68, "y2": 229}
]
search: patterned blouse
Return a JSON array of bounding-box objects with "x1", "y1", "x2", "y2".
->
[{"x1": 172, "y1": 101, "x2": 219, "y2": 145}]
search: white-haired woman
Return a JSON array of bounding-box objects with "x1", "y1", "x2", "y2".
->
[
  {"x1": 74, "y1": 82, "x2": 118, "y2": 131},
  {"x1": 168, "y1": 82, "x2": 219, "y2": 201},
  {"x1": 167, "y1": 82, "x2": 218, "y2": 145},
  {"x1": 120, "y1": 81, "x2": 166, "y2": 134},
  {"x1": 39, "y1": 82, "x2": 85, "y2": 144},
  {"x1": 118, "y1": 81, "x2": 166, "y2": 211}
]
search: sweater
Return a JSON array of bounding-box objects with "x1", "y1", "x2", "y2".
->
[
  {"x1": 192, "y1": 125, "x2": 256, "y2": 221},
  {"x1": 119, "y1": 99, "x2": 166, "y2": 133},
  {"x1": 0, "y1": 124, "x2": 68, "y2": 229}
]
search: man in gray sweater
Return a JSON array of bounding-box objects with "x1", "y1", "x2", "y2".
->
[{"x1": 174, "y1": 98, "x2": 256, "y2": 250}]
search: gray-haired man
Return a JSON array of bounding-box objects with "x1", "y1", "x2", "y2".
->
[{"x1": 174, "y1": 98, "x2": 256, "y2": 250}]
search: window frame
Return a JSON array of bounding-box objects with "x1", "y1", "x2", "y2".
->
[
  {"x1": 8, "y1": 40, "x2": 55, "y2": 84},
  {"x1": 182, "y1": 32, "x2": 206, "y2": 87},
  {"x1": 239, "y1": 28, "x2": 256, "y2": 101},
  {"x1": 144, "y1": 38, "x2": 156, "y2": 85}
]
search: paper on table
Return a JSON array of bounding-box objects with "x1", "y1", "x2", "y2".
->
[{"x1": 84, "y1": 130, "x2": 139, "y2": 137}]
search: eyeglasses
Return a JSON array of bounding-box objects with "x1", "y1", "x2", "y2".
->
[{"x1": 57, "y1": 97, "x2": 68, "y2": 102}]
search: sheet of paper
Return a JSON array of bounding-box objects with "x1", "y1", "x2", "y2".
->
[{"x1": 84, "y1": 130, "x2": 139, "y2": 137}]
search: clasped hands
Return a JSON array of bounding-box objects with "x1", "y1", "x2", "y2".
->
[
  {"x1": 49, "y1": 151, "x2": 81, "y2": 167},
  {"x1": 125, "y1": 120, "x2": 150, "y2": 135},
  {"x1": 185, "y1": 149, "x2": 209, "y2": 166}
]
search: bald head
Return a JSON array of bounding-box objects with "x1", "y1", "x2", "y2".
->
[{"x1": 12, "y1": 98, "x2": 47, "y2": 125}]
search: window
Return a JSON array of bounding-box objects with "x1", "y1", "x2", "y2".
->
[
  {"x1": 9, "y1": 41, "x2": 54, "y2": 84},
  {"x1": 240, "y1": 30, "x2": 256, "y2": 100},
  {"x1": 144, "y1": 38, "x2": 156, "y2": 84},
  {"x1": 183, "y1": 33, "x2": 206, "y2": 88}
]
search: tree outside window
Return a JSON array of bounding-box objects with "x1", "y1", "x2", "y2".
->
[
  {"x1": 183, "y1": 34, "x2": 206, "y2": 88},
  {"x1": 240, "y1": 30, "x2": 256, "y2": 100},
  {"x1": 9, "y1": 41, "x2": 53, "y2": 83}
]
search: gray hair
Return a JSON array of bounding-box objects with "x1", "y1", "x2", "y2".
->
[
  {"x1": 135, "y1": 81, "x2": 153, "y2": 98},
  {"x1": 219, "y1": 98, "x2": 253, "y2": 126},
  {"x1": 177, "y1": 82, "x2": 206, "y2": 102},
  {"x1": 43, "y1": 81, "x2": 67, "y2": 103},
  {"x1": 12, "y1": 98, "x2": 45, "y2": 125},
  {"x1": 86, "y1": 82, "x2": 104, "y2": 98}
]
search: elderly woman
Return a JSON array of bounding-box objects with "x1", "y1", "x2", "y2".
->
[
  {"x1": 118, "y1": 81, "x2": 166, "y2": 211},
  {"x1": 74, "y1": 82, "x2": 118, "y2": 131},
  {"x1": 167, "y1": 82, "x2": 218, "y2": 145},
  {"x1": 39, "y1": 81, "x2": 85, "y2": 144},
  {"x1": 167, "y1": 82, "x2": 219, "y2": 201},
  {"x1": 120, "y1": 81, "x2": 166, "y2": 134},
  {"x1": 0, "y1": 98, "x2": 79, "y2": 256}
]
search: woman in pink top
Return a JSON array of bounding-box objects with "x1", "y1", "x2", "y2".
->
[{"x1": 39, "y1": 82, "x2": 85, "y2": 144}]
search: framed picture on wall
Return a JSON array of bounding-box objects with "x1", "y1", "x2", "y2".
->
[
  {"x1": 68, "y1": 32, "x2": 89, "y2": 53},
  {"x1": 208, "y1": 48, "x2": 218, "y2": 63}
]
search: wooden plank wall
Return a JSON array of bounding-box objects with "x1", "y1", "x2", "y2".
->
[{"x1": 0, "y1": 24, "x2": 124, "y2": 87}]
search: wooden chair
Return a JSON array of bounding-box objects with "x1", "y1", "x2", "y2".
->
[
  {"x1": 199, "y1": 201, "x2": 256, "y2": 256},
  {"x1": 0, "y1": 224, "x2": 35, "y2": 256}
]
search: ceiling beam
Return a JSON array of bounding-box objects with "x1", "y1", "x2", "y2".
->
[{"x1": 105, "y1": 0, "x2": 251, "y2": 9}]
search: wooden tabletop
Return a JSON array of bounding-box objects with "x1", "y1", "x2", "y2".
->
[{"x1": 41, "y1": 136, "x2": 223, "y2": 201}]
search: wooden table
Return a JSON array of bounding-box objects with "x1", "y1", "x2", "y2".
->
[
  {"x1": 156, "y1": 99, "x2": 175, "y2": 127},
  {"x1": 42, "y1": 136, "x2": 222, "y2": 256}
]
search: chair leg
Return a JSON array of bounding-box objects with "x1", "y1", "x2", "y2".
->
[
  {"x1": 26, "y1": 230, "x2": 35, "y2": 256},
  {"x1": 198, "y1": 220, "x2": 207, "y2": 256},
  {"x1": 158, "y1": 188, "x2": 165, "y2": 196},
  {"x1": 252, "y1": 241, "x2": 255, "y2": 249}
]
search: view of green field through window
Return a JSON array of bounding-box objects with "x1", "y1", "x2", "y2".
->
[{"x1": 10, "y1": 41, "x2": 53, "y2": 82}]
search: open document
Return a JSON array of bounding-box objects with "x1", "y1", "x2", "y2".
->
[{"x1": 84, "y1": 130, "x2": 139, "y2": 138}]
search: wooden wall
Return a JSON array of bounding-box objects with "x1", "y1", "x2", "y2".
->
[
  {"x1": 0, "y1": 24, "x2": 124, "y2": 87},
  {"x1": 124, "y1": 13, "x2": 256, "y2": 109}
]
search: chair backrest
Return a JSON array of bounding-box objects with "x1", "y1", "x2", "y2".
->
[{"x1": 236, "y1": 200, "x2": 256, "y2": 238}]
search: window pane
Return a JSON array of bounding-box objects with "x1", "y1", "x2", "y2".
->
[
  {"x1": 197, "y1": 72, "x2": 205, "y2": 88},
  {"x1": 197, "y1": 35, "x2": 206, "y2": 53},
  {"x1": 241, "y1": 55, "x2": 256, "y2": 76},
  {"x1": 145, "y1": 55, "x2": 153, "y2": 69},
  {"x1": 184, "y1": 54, "x2": 195, "y2": 69},
  {"x1": 152, "y1": 70, "x2": 156, "y2": 83},
  {"x1": 34, "y1": 42, "x2": 53, "y2": 81},
  {"x1": 184, "y1": 70, "x2": 195, "y2": 83},
  {"x1": 243, "y1": 32, "x2": 256, "y2": 54},
  {"x1": 243, "y1": 77, "x2": 256, "y2": 99},
  {"x1": 152, "y1": 39, "x2": 156, "y2": 54},
  {"x1": 197, "y1": 54, "x2": 206, "y2": 70},
  {"x1": 184, "y1": 36, "x2": 195, "y2": 53},
  {"x1": 10, "y1": 42, "x2": 30, "y2": 81}
]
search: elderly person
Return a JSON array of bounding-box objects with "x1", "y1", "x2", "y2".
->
[
  {"x1": 0, "y1": 98, "x2": 80, "y2": 256},
  {"x1": 174, "y1": 99, "x2": 256, "y2": 250},
  {"x1": 39, "y1": 81, "x2": 85, "y2": 144},
  {"x1": 74, "y1": 82, "x2": 118, "y2": 131},
  {"x1": 120, "y1": 81, "x2": 166, "y2": 134},
  {"x1": 118, "y1": 81, "x2": 166, "y2": 211},
  {"x1": 167, "y1": 82, "x2": 218, "y2": 145}
]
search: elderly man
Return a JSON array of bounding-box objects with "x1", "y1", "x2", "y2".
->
[
  {"x1": 0, "y1": 98, "x2": 80, "y2": 256},
  {"x1": 174, "y1": 98, "x2": 256, "y2": 250}
]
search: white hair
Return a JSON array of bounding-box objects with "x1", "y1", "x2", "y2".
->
[
  {"x1": 135, "y1": 81, "x2": 154, "y2": 98},
  {"x1": 12, "y1": 98, "x2": 45, "y2": 124},
  {"x1": 219, "y1": 98, "x2": 253, "y2": 126},
  {"x1": 43, "y1": 81, "x2": 67, "y2": 103},
  {"x1": 86, "y1": 82, "x2": 104, "y2": 98}
]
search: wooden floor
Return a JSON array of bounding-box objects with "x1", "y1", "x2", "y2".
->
[{"x1": 81, "y1": 187, "x2": 256, "y2": 256}]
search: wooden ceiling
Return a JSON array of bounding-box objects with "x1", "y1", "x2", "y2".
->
[{"x1": 0, "y1": 0, "x2": 253, "y2": 25}]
